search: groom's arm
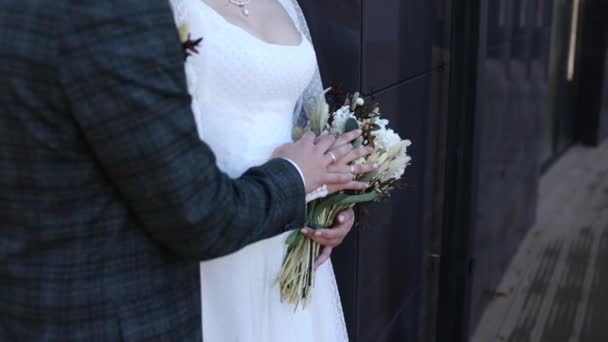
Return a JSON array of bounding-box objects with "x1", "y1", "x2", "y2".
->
[{"x1": 57, "y1": 1, "x2": 306, "y2": 260}]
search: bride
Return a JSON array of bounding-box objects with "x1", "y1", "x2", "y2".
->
[{"x1": 169, "y1": 0, "x2": 375, "y2": 341}]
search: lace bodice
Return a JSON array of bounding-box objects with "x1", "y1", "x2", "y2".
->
[{"x1": 171, "y1": 0, "x2": 317, "y2": 177}]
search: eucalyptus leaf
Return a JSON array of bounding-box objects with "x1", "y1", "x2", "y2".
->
[
  {"x1": 344, "y1": 118, "x2": 359, "y2": 133},
  {"x1": 325, "y1": 191, "x2": 379, "y2": 205},
  {"x1": 357, "y1": 170, "x2": 378, "y2": 183}
]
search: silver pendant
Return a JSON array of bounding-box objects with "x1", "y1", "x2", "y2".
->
[{"x1": 228, "y1": 0, "x2": 251, "y2": 17}]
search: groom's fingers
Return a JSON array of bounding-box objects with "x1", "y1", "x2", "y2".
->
[
  {"x1": 327, "y1": 181, "x2": 369, "y2": 194},
  {"x1": 333, "y1": 129, "x2": 362, "y2": 148},
  {"x1": 315, "y1": 134, "x2": 336, "y2": 154},
  {"x1": 314, "y1": 246, "x2": 333, "y2": 270},
  {"x1": 321, "y1": 172, "x2": 353, "y2": 185},
  {"x1": 338, "y1": 146, "x2": 374, "y2": 165}
]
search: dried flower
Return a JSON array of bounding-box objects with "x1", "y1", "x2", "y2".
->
[
  {"x1": 281, "y1": 90, "x2": 413, "y2": 307},
  {"x1": 178, "y1": 24, "x2": 203, "y2": 60}
]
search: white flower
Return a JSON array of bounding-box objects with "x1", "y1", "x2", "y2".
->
[
  {"x1": 355, "y1": 98, "x2": 365, "y2": 106},
  {"x1": 380, "y1": 155, "x2": 412, "y2": 182},
  {"x1": 401, "y1": 139, "x2": 412, "y2": 158},
  {"x1": 373, "y1": 118, "x2": 389, "y2": 130},
  {"x1": 330, "y1": 106, "x2": 356, "y2": 136},
  {"x1": 372, "y1": 128, "x2": 402, "y2": 152}
]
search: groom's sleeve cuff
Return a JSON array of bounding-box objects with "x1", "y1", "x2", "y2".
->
[{"x1": 281, "y1": 159, "x2": 329, "y2": 203}]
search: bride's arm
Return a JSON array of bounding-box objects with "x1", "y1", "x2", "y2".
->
[{"x1": 58, "y1": 2, "x2": 306, "y2": 261}]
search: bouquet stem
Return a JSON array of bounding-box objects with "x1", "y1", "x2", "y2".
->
[{"x1": 278, "y1": 202, "x2": 350, "y2": 307}]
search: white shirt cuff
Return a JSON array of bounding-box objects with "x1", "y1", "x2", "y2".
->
[
  {"x1": 281, "y1": 158, "x2": 329, "y2": 203},
  {"x1": 281, "y1": 158, "x2": 306, "y2": 189}
]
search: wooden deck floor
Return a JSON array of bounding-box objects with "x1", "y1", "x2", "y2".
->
[{"x1": 471, "y1": 140, "x2": 608, "y2": 342}]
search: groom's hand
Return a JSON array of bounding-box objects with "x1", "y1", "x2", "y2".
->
[
  {"x1": 272, "y1": 132, "x2": 355, "y2": 194},
  {"x1": 300, "y1": 208, "x2": 356, "y2": 270}
]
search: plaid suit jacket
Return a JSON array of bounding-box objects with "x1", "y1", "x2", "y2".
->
[{"x1": 0, "y1": 0, "x2": 307, "y2": 340}]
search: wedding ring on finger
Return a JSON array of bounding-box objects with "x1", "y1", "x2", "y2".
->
[{"x1": 327, "y1": 151, "x2": 337, "y2": 164}]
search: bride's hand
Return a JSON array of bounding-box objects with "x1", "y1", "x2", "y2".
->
[{"x1": 300, "y1": 208, "x2": 355, "y2": 270}]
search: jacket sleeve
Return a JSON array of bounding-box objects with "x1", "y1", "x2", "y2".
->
[{"x1": 57, "y1": 1, "x2": 306, "y2": 260}]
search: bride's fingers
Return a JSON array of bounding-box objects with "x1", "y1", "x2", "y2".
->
[
  {"x1": 314, "y1": 246, "x2": 333, "y2": 270},
  {"x1": 336, "y1": 209, "x2": 355, "y2": 225},
  {"x1": 301, "y1": 209, "x2": 355, "y2": 247},
  {"x1": 300, "y1": 228, "x2": 341, "y2": 246},
  {"x1": 303, "y1": 209, "x2": 356, "y2": 269},
  {"x1": 303, "y1": 229, "x2": 342, "y2": 246}
]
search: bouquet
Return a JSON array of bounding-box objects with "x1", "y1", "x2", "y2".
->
[{"x1": 278, "y1": 89, "x2": 412, "y2": 307}]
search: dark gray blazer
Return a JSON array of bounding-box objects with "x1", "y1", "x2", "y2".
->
[{"x1": 0, "y1": 0, "x2": 306, "y2": 340}]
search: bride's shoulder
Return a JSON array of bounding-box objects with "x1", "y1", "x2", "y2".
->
[
  {"x1": 168, "y1": 0, "x2": 202, "y2": 26},
  {"x1": 168, "y1": 0, "x2": 214, "y2": 30}
]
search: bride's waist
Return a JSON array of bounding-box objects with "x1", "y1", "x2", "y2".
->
[
  {"x1": 194, "y1": 101, "x2": 297, "y2": 122},
  {"x1": 195, "y1": 113, "x2": 293, "y2": 150},
  {"x1": 202, "y1": 133, "x2": 293, "y2": 177}
]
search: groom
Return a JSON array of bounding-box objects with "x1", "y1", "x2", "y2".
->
[{"x1": 0, "y1": 0, "x2": 360, "y2": 340}]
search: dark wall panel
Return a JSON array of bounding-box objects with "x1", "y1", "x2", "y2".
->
[
  {"x1": 362, "y1": 0, "x2": 435, "y2": 93},
  {"x1": 300, "y1": 0, "x2": 362, "y2": 91},
  {"x1": 468, "y1": 0, "x2": 549, "y2": 330},
  {"x1": 302, "y1": 1, "x2": 451, "y2": 341},
  {"x1": 361, "y1": 0, "x2": 451, "y2": 95},
  {"x1": 601, "y1": 52, "x2": 608, "y2": 141},
  {"x1": 576, "y1": 0, "x2": 608, "y2": 145},
  {"x1": 356, "y1": 74, "x2": 430, "y2": 341},
  {"x1": 300, "y1": 2, "x2": 363, "y2": 338}
]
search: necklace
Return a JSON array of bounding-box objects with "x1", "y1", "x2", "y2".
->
[{"x1": 228, "y1": 0, "x2": 251, "y2": 17}]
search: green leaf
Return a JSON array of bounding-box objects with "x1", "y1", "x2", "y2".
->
[
  {"x1": 325, "y1": 191, "x2": 380, "y2": 205},
  {"x1": 285, "y1": 230, "x2": 301, "y2": 247},
  {"x1": 357, "y1": 170, "x2": 378, "y2": 183},
  {"x1": 344, "y1": 118, "x2": 360, "y2": 133},
  {"x1": 319, "y1": 193, "x2": 349, "y2": 206}
]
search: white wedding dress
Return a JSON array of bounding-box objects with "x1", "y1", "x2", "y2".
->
[{"x1": 169, "y1": 1, "x2": 349, "y2": 341}]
